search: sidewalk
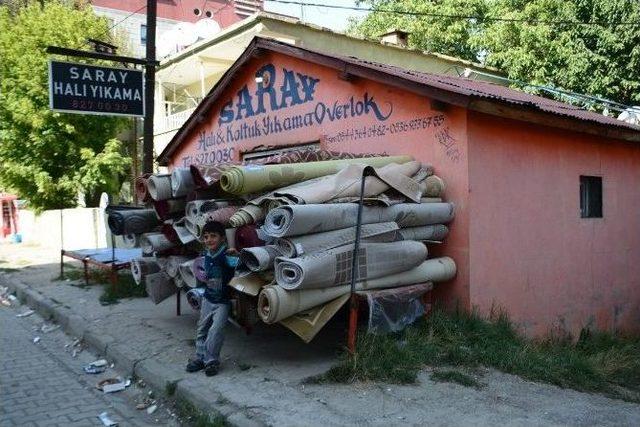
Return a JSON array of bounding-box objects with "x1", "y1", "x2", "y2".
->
[{"x1": 3, "y1": 242, "x2": 640, "y2": 426}]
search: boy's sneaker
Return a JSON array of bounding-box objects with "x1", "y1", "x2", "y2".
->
[
  {"x1": 204, "y1": 362, "x2": 219, "y2": 377},
  {"x1": 186, "y1": 359, "x2": 205, "y2": 372}
]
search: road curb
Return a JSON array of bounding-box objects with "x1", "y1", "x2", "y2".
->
[{"x1": 1, "y1": 275, "x2": 262, "y2": 427}]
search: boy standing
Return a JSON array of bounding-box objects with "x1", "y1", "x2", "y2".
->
[{"x1": 186, "y1": 221, "x2": 238, "y2": 376}]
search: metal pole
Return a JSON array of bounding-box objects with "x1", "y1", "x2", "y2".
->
[
  {"x1": 142, "y1": 0, "x2": 157, "y2": 174},
  {"x1": 347, "y1": 166, "x2": 373, "y2": 354}
]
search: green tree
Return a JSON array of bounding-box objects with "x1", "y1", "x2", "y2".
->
[
  {"x1": 0, "y1": 1, "x2": 131, "y2": 211},
  {"x1": 350, "y1": 0, "x2": 640, "y2": 106}
]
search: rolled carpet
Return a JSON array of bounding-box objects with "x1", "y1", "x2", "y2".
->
[
  {"x1": 422, "y1": 175, "x2": 446, "y2": 197},
  {"x1": 153, "y1": 199, "x2": 187, "y2": 221},
  {"x1": 259, "y1": 256, "x2": 456, "y2": 323},
  {"x1": 396, "y1": 225, "x2": 449, "y2": 242},
  {"x1": 130, "y1": 257, "x2": 161, "y2": 285},
  {"x1": 228, "y1": 204, "x2": 265, "y2": 228},
  {"x1": 121, "y1": 234, "x2": 139, "y2": 249},
  {"x1": 272, "y1": 161, "x2": 424, "y2": 205},
  {"x1": 171, "y1": 167, "x2": 196, "y2": 198},
  {"x1": 172, "y1": 218, "x2": 197, "y2": 244},
  {"x1": 166, "y1": 255, "x2": 190, "y2": 278},
  {"x1": 178, "y1": 259, "x2": 197, "y2": 288},
  {"x1": 173, "y1": 274, "x2": 185, "y2": 288},
  {"x1": 262, "y1": 203, "x2": 455, "y2": 238},
  {"x1": 107, "y1": 209, "x2": 159, "y2": 235},
  {"x1": 186, "y1": 288, "x2": 205, "y2": 311},
  {"x1": 203, "y1": 206, "x2": 240, "y2": 226},
  {"x1": 274, "y1": 222, "x2": 399, "y2": 257},
  {"x1": 140, "y1": 232, "x2": 176, "y2": 254},
  {"x1": 135, "y1": 174, "x2": 152, "y2": 203},
  {"x1": 185, "y1": 199, "x2": 231, "y2": 221},
  {"x1": 145, "y1": 271, "x2": 176, "y2": 304},
  {"x1": 274, "y1": 241, "x2": 427, "y2": 290},
  {"x1": 192, "y1": 256, "x2": 207, "y2": 282},
  {"x1": 220, "y1": 155, "x2": 412, "y2": 195},
  {"x1": 237, "y1": 245, "x2": 281, "y2": 275},
  {"x1": 147, "y1": 174, "x2": 173, "y2": 201}
]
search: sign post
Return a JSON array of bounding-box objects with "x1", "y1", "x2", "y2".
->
[{"x1": 48, "y1": 60, "x2": 144, "y2": 117}]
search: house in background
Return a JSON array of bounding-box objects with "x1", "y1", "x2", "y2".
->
[
  {"x1": 90, "y1": 0, "x2": 263, "y2": 58},
  {"x1": 152, "y1": 12, "x2": 506, "y2": 157},
  {"x1": 158, "y1": 37, "x2": 640, "y2": 337}
]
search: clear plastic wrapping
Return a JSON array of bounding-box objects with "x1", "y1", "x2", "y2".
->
[{"x1": 365, "y1": 282, "x2": 433, "y2": 334}]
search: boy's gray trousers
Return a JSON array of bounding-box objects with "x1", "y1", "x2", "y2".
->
[{"x1": 195, "y1": 299, "x2": 230, "y2": 365}]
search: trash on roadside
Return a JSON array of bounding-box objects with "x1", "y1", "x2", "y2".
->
[
  {"x1": 33, "y1": 336, "x2": 41, "y2": 344},
  {"x1": 146, "y1": 404, "x2": 158, "y2": 415},
  {"x1": 8, "y1": 295, "x2": 17, "y2": 302},
  {"x1": 41, "y1": 324, "x2": 60, "y2": 333},
  {"x1": 97, "y1": 377, "x2": 132, "y2": 393},
  {"x1": 16, "y1": 310, "x2": 34, "y2": 318},
  {"x1": 97, "y1": 411, "x2": 118, "y2": 427},
  {"x1": 84, "y1": 359, "x2": 108, "y2": 374}
]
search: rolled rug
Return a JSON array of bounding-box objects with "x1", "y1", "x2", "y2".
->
[
  {"x1": 235, "y1": 224, "x2": 265, "y2": 250},
  {"x1": 190, "y1": 163, "x2": 236, "y2": 188},
  {"x1": 396, "y1": 224, "x2": 449, "y2": 242},
  {"x1": 160, "y1": 222, "x2": 181, "y2": 243},
  {"x1": 422, "y1": 175, "x2": 446, "y2": 197},
  {"x1": 121, "y1": 233, "x2": 139, "y2": 249},
  {"x1": 145, "y1": 271, "x2": 176, "y2": 304},
  {"x1": 186, "y1": 288, "x2": 205, "y2": 311},
  {"x1": 154, "y1": 198, "x2": 187, "y2": 221},
  {"x1": 274, "y1": 240, "x2": 427, "y2": 290},
  {"x1": 192, "y1": 256, "x2": 207, "y2": 282},
  {"x1": 135, "y1": 173, "x2": 152, "y2": 203},
  {"x1": 166, "y1": 255, "x2": 190, "y2": 278},
  {"x1": 185, "y1": 199, "x2": 230, "y2": 221},
  {"x1": 184, "y1": 217, "x2": 203, "y2": 239},
  {"x1": 220, "y1": 155, "x2": 413, "y2": 195},
  {"x1": 274, "y1": 222, "x2": 399, "y2": 257},
  {"x1": 259, "y1": 256, "x2": 456, "y2": 323},
  {"x1": 272, "y1": 161, "x2": 423, "y2": 205},
  {"x1": 173, "y1": 273, "x2": 185, "y2": 288},
  {"x1": 140, "y1": 232, "x2": 176, "y2": 254},
  {"x1": 172, "y1": 218, "x2": 197, "y2": 244},
  {"x1": 203, "y1": 206, "x2": 240, "y2": 226},
  {"x1": 237, "y1": 245, "x2": 281, "y2": 275},
  {"x1": 107, "y1": 209, "x2": 159, "y2": 235},
  {"x1": 171, "y1": 167, "x2": 196, "y2": 198},
  {"x1": 147, "y1": 174, "x2": 173, "y2": 201},
  {"x1": 262, "y1": 203, "x2": 455, "y2": 238},
  {"x1": 228, "y1": 204, "x2": 265, "y2": 227},
  {"x1": 130, "y1": 257, "x2": 161, "y2": 285},
  {"x1": 178, "y1": 259, "x2": 197, "y2": 288}
]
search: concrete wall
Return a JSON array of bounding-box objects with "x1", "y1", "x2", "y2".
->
[
  {"x1": 467, "y1": 111, "x2": 640, "y2": 336},
  {"x1": 167, "y1": 51, "x2": 472, "y2": 308},
  {"x1": 19, "y1": 208, "x2": 110, "y2": 250}
]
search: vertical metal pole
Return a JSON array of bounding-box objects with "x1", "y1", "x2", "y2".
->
[
  {"x1": 347, "y1": 167, "x2": 372, "y2": 354},
  {"x1": 142, "y1": 0, "x2": 157, "y2": 174}
]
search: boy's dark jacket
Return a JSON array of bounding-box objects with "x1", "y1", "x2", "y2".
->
[{"x1": 198, "y1": 244, "x2": 237, "y2": 304}]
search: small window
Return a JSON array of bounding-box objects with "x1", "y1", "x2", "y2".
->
[
  {"x1": 140, "y1": 24, "x2": 147, "y2": 45},
  {"x1": 580, "y1": 176, "x2": 602, "y2": 218}
]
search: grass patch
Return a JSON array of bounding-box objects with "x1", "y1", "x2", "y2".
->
[
  {"x1": 98, "y1": 272, "x2": 146, "y2": 305},
  {"x1": 0, "y1": 267, "x2": 19, "y2": 273},
  {"x1": 165, "y1": 381, "x2": 177, "y2": 397},
  {"x1": 175, "y1": 398, "x2": 228, "y2": 427},
  {"x1": 309, "y1": 308, "x2": 640, "y2": 401},
  {"x1": 431, "y1": 369, "x2": 482, "y2": 388}
]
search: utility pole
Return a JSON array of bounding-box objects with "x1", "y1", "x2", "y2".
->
[{"x1": 142, "y1": 0, "x2": 157, "y2": 174}]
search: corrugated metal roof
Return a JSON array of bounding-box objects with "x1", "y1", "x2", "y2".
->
[{"x1": 335, "y1": 55, "x2": 639, "y2": 131}]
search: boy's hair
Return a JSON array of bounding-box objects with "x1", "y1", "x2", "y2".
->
[{"x1": 202, "y1": 221, "x2": 226, "y2": 237}]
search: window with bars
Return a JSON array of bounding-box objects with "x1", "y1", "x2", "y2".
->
[
  {"x1": 140, "y1": 24, "x2": 147, "y2": 45},
  {"x1": 580, "y1": 175, "x2": 602, "y2": 218}
]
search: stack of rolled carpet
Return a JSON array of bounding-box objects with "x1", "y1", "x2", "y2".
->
[{"x1": 107, "y1": 149, "x2": 457, "y2": 342}]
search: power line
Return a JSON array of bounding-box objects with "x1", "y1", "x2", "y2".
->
[{"x1": 265, "y1": 0, "x2": 640, "y2": 26}]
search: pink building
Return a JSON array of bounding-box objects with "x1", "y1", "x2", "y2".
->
[{"x1": 158, "y1": 37, "x2": 640, "y2": 337}]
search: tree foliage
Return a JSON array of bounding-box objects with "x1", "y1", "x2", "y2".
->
[
  {"x1": 0, "y1": 2, "x2": 130, "y2": 211},
  {"x1": 350, "y1": 0, "x2": 640, "y2": 106}
]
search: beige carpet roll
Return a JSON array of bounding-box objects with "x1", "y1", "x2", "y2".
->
[
  {"x1": 130, "y1": 257, "x2": 161, "y2": 285},
  {"x1": 140, "y1": 232, "x2": 176, "y2": 254},
  {"x1": 178, "y1": 259, "x2": 197, "y2": 288},
  {"x1": 145, "y1": 271, "x2": 176, "y2": 304},
  {"x1": 259, "y1": 256, "x2": 456, "y2": 323},
  {"x1": 220, "y1": 155, "x2": 413, "y2": 195},
  {"x1": 228, "y1": 204, "x2": 265, "y2": 228},
  {"x1": 274, "y1": 222, "x2": 399, "y2": 257},
  {"x1": 262, "y1": 203, "x2": 455, "y2": 238},
  {"x1": 422, "y1": 175, "x2": 445, "y2": 197},
  {"x1": 147, "y1": 174, "x2": 173, "y2": 201},
  {"x1": 396, "y1": 225, "x2": 449, "y2": 242},
  {"x1": 273, "y1": 161, "x2": 424, "y2": 205},
  {"x1": 274, "y1": 241, "x2": 427, "y2": 290},
  {"x1": 166, "y1": 255, "x2": 190, "y2": 278}
]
